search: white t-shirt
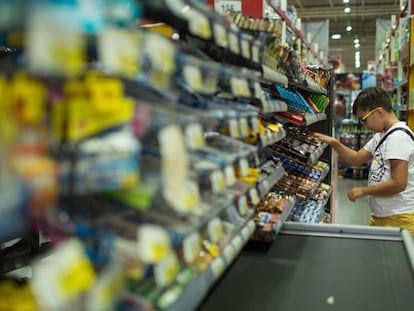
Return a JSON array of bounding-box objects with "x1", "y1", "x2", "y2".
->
[{"x1": 363, "y1": 122, "x2": 414, "y2": 217}]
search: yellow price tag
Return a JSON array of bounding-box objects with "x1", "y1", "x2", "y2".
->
[
  {"x1": 229, "y1": 32, "x2": 240, "y2": 55},
  {"x1": 145, "y1": 33, "x2": 176, "y2": 74},
  {"x1": 208, "y1": 218, "x2": 223, "y2": 243},
  {"x1": 183, "y1": 64, "x2": 203, "y2": 92},
  {"x1": 185, "y1": 123, "x2": 205, "y2": 149},
  {"x1": 213, "y1": 22, "x2": 227, "y2": 47},
  {"x1": 210, "y1": 170, "x2": 225, "y2": 193},
  {"x1": 228, "y1": 118, "x2": 241, "y2": 138},
  {"x1": 154, "y1": 254, "x2": 179, "y2": 288},
  {"x1": 183, "y1": 232, "x2": 201, "y2": 264},
  {"x1": 31, "y1": 239, "x2": 96, "y2": 310},
  {"x1": 238, "y1": 195, "x2": 248, "y2": 216},
  {"x1": 137, "y1": 225, "x2": 171, "y2": 263},
  {"x1": 230, "y1": 77, "x2": 251, "y2": 97},
  {"x1": 58, "y1": 259, "x2": 95, "y2": 299},
  {"x1": 224, "y1": 165, "x2": 236, "y2": 186},
  {"x1": 241, "y1": 38, "x2": 251, "y2": 59},
  {"x1": 188, "y1": 9, "x2": 212, "y2": 39},
  {"x1": 98, "y1": 28, "x2": 141, "y2": 77}
]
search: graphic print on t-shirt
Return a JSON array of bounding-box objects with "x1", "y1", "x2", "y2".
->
[{"x1": 369, "y1": 149, "x2": 385, "y2": 184}]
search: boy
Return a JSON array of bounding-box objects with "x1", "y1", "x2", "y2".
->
[{"x1": 313, "y1": 87, "x2": 414, "y2": 233}]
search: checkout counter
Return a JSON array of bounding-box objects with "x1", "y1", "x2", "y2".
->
[{"x1": 198, "y1": 223, "x2": 414, "y2": 311}]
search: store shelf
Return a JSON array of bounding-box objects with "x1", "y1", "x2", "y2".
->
[
  {"x1": 265, "y1": 0, "x2": 322, "y2": 64},
  {"x1": 250, "y1": 195, "x2": 296, "y2": 242},
  {"x1": 261, "y1": 65, "x2": 288, "y2": 86},
  {"x1": 274, "y1": 110, "x2": 327, "y2": 126},
  {"x1": 258, "y1": 166, "x2": 285, "y2": 197},
  {"x1": 166, "y1": 219, "x2": 256, "y2": 311},
  {"x1": 259, "y1": 127, "x2": 286, "y2": 147}
]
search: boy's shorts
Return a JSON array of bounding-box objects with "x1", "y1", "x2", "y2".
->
[{"x1": 369, "y1": 213, "x2": 414, "y2": 234}]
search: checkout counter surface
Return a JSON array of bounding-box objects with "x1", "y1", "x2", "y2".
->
[{"x1": 198, "y1": 223, "x2": 414, "y2": 311}]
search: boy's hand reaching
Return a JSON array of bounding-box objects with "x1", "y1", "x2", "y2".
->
[{"x1": 312, "y1": 132, "x2": 337, "y2": 145}]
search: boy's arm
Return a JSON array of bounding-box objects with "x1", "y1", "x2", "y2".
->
[
  {"x1": 313, "y1": 132, "x2": 372, "y2": 166},
  {"x1": 348, "y1": 159, "x2": 408, "y2": 200}
]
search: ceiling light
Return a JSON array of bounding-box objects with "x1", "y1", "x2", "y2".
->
[
  {"x1": 355, "y1": 51, "x2": 361, "y2": 68},
  {"x1": 331, "y1": 34, "x2": 341, "y2": 39},
  {"x1": 354, "y1": 38, "x2": 359, "y2": 44},
  {"x1": 386, "y1": 38, "x2": 391, "y2": 43},
  {"x1": 344, "y1": 7, "x2": 351, "y2": 13},
  {"x1": 354, "y1": 43, "x2": 360, "y2": 48},
  {"x1": 346, "y1": 25, "x2": 352, "y2": 31},
  {"x1": 343, "y1": 0, "x2": 350, "y2": 3}
]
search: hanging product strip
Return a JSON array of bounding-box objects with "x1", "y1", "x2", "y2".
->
[{"x1": 0, "y1": 1, "x2": 332, "y2": 310}]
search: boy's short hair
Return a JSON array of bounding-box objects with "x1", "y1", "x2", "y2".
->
[{"x1": 352, "y1": 87, "x2": 393, "y2": 114}]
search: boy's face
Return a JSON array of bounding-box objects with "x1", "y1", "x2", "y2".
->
[{"x1": 356, "y1": 107, "x2": 384, "y2": 132}]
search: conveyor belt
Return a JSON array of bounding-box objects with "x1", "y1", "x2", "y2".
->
[{"x1": 198, "y1": 224, "x2": 414, "y2": 311}]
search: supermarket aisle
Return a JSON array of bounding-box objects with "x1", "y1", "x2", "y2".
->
[{"x1": 334, "y1": 176, "x2": 371, "y2": 226}]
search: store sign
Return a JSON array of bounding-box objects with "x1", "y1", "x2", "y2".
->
[{"x1": 214, "y1": 0, "x2": 241, "y2": 14}]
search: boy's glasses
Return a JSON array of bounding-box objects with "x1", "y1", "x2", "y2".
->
[{"x1": 359, "y1": 107, "x2": 382, "y2": 123}]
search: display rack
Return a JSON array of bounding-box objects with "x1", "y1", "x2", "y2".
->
[
  {"x1": 377, "y1": 1, "x2": 409, "y2": 123},
  {"x1": 0, "y1": 1, "x2": 334, "y2": 310}
]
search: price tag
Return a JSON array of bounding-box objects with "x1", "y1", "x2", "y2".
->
[
  {"x1": 31, "y1": 239, "x2": 96, "y2": 310},
  {"x1": 214, "y1": 0, "x2": 242, "y2": 14},
  {"x1": 249, "y1": 188, "x2": 260, "y2": 205},
  {"x1": 27, "y1": 8, "x2": 85, "y2": 77},
  {"x1": 173, "y1": 180, "x2": 200, "y2": 213},
  {"x1": 248, "y1": 220, "x2": 256, "y2": 235},
  {"x1": 159, "y1": 125, "x2": 198, "y2": 213},
  {"x1": 208, "y1": 217, "x2": 223, "y2": 243},
  {"x1": 183, "y1": 64, "x2": 203, "y2": 92},
  {"x1": 228, "y1": 32, "x2": 240, "y2": 55},
  {"x1": 182, "y1": 232, "x2": 201, "y2": 264},
  {"x1": 239, "y1": 117, "x2": 249, "y2": 137},
  {"x1": 241, "y1": 38, "x2": 251, "y2": 59},
  {"x1": 241, "y1": 226, "x2": 251, "y2": 241},
  {"x1": 230, "y1": 77, "x2": 251, "y2": 97},
  {"x1": 86, "y1": 260, "x2": 125, "y2": 311},
  {"x1": 137, "y1": 225, "x2": 171, "y2": 263},
  {"x1": 223, "y1": 245, "x2": 236, "y2": 263},
  {"x1": 228, "y1": 118, "x2": 240, "y2": 138},
  {"x1": 185, "y1": 123, "x2": 205, "y2": 150},
  {"x1": 239, "y1": 158, "x2": 249, "y2": 177},
  {"x1": 213, "y1": 22, "x2": 227, "y2": 47},
  {"x1": 145, "y1": 34, "x2": 176, "y2": 74},
  {"x1": 98, "y1": 28, "x2": 141, "y2": 77},
  {"x1": 210, "y1": 257, "x2": 225, "y2": 278},
  {"x1": 224, "y1": 165, "x2": 236, "y2": 186},
  {"x1": 188, "y1": 9, "x2": 211, "y2": 39},
  {"x1": 260, "y1": 133, "x2": 269, "y2": 147},
  {"x1": 263, "y1": 180, "x2": 270, "y2": 193},
  {"x1": 210, "y1": 170, "x2": 226, "y2": 193},
  {"x1": 252, "y1": 43, "x2": 260, "y2": 63},
  {"x1": 154, "y1": 253, "x2": 179, "y2": 288},
  {"x1": 238, "y1": 195, "x2": 248, "y2": 216},
  {"x1": 232, "y1": 235, "x2": 243, "y2": 251},
  {"x1": 251, "y1": 117, "x2": 260, "y2": 133},
  {"x1": 253, "y1": 82, "x2": 263, "y2": 99}
]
